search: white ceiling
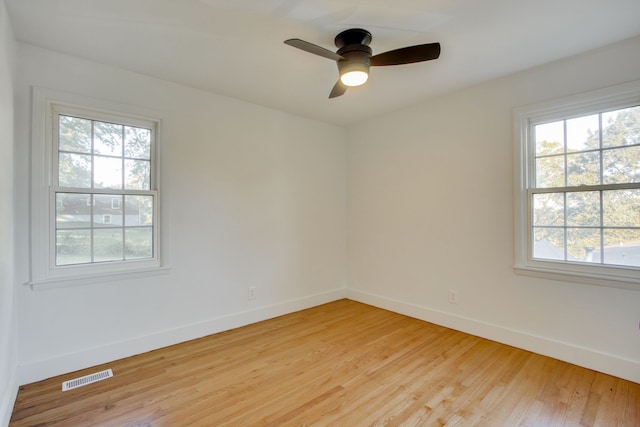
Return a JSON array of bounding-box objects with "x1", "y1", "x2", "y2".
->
[{"x1": 6, "y1": 0, "x2": 640, "y2": 126}]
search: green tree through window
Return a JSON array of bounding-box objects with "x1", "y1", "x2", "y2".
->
[{"x1": 532, "y1": 106, "x2": 640, "y2": 266}]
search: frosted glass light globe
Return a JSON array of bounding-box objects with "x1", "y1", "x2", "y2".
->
[{"x1": 340, "y1": 70, "x2": 368, "y2": 87}]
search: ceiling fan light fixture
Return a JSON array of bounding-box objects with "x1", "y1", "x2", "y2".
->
[
  {"x1": 337, "y1": 53, "x2": 370, "y2": 87},
  {"x1": 340, "y1": 70, "x2": 368, "y2": 86}
]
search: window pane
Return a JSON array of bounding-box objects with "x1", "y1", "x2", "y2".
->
[
  {"x1": 567, "y1": 151, "x2": 600, "y2": 186},
  {"x1": 94, "y1": 156, "x2": 123, "y2": 189},
  {"x1": 603, "y1": 189, "x2": 640, "y2": 227},
  {"x1": 125, "y1": 195, "x2": 153, "y2": 226},
  {"x1": 56, "y1": 193, "x2": 92, "y2": 229},
  {"x1": 567, "y1": 228, "x2": 601, "y2": 263},
  {"x1": 603, "y1": 229, "x2": 640, "y2": 267},
  {"x1": 59, "y1": 153, "x2": 91, "y2": 188},
  {"x1": 56, "y1": 229, "x2": 91, "y2": 265},
  {"x1": 533, "y1": 228, "x2": 565, "y2": 261},
  {"x1": 535, "y1": 121, "x2": 564, "y2": 155},
  {"x1": 125, "y1": 126, "x2": 151, "y2": 159},
  {"x1": 566, "y1": 191, "x2": 600, "y2": 227},
  {"x1": 93, "y1": 228, "x2": 124, "y2": 262},
  {"x1": 125, "y1": 159, "x2": 151, "y2": 190},
  {"x1": 125, "y1": 227, "x2": 153, "y2": 259},
  {"x1": 602, "y1": 145, "x2": 640, "y2": 184},
  {"x1": 533, "y1": 193, "x2": 564, "y2": 226},
  {"x1": 536, "y1": 155, "x2": 565, "y2": 188},
  {"x1": 94, "y1": 194, "x2": 123, "y2": 227},
  {"x1": 94, "y1": 121, "x2": 123, "y2": 156},
  {"x1": 566, "y1": 114, "x2": 599, "y2": 152},
  {"x1": 59, "y1": 116, "x2": 91, "y2": 153},
  {"x1": 602, "y1": 106, "x2": 640, "y2": 148}
]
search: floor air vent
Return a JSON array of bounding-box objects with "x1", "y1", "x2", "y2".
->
[{"x1": 62, "y1": 369, "x2": 113, "y2": 391}]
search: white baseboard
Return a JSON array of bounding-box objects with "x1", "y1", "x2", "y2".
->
[
  {"x1": 17, "y1": 288, "x2": 346, "y2": 386},
  {"x1": 346, "y1": 288, "x2": 640, "y2": 384},
  {"x1": 0, "y1": 369, "x2": 18, "y2": 427}
]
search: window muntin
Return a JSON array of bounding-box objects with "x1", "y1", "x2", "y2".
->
[
  {"x1": 53, "y1": 112, "x2": 156, "y2": 268},
  {"x1": 530, "y1": 106, "x2": 640, "y2": 269}
]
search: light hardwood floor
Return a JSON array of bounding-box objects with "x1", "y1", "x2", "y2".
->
[{"x1": 10, "y1": 299, "x2": 640, "y2": 426}]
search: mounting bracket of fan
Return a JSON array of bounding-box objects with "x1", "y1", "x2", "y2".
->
[{"x1": 334, "y1": 28, "x2": 372, "y2": 48}]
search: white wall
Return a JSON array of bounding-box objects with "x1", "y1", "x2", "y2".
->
[
  {"x1": 346, "y1": 35, "x2": 640, "y2": 383},
  {"x1": 13, "y1": 44, "x2": 347, "y2": 384},
  {"x1": 0, "y1": 0, "x2": 16, "y2": 424}
]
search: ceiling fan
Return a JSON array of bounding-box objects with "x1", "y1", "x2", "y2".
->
[{"x1": 284, "y1": 28, "x2": 441, "y2": 98}]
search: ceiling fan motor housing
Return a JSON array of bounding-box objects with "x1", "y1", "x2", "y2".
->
[
  {"x1": 336, "y1": 45, "x2": 372, "y2": 75},
  {"x1": 335, "y1": 29, "x2": 373, "y2": 77}
]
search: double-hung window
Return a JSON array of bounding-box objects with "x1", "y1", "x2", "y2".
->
[
  {"x1": 514, "y1": 81, "x2": 640, "y2": 288},
  {"x1": 30, "y1": 88, "x2": 166, "y2": 289},
  {"x1": 54, "y1": 110, "x2": 155, "y2": 265}
]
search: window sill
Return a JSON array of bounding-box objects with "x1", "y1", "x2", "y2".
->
[
  {"x1": 27, "y1": 266, "x2": 172, "y2": 291},
  {"x1": 514, "y1": 264, "x2": 640, "y2": 291}
]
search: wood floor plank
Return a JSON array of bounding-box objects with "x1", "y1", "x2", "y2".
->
[{"x1": 10, "y1": 299, "x2": 640, "y2": 426}]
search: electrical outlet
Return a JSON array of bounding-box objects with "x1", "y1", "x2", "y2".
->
[
  {"x1": 448, "y1": 290, "x2": 459, "y2": 304},
  {"x1": 248, "y1": 287, "x2": 256, "y2": 300}
]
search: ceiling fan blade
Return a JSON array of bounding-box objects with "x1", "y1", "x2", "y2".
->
[
  {"x1": 284, "y1": 38, "x2": 343, "y2": 61},
  {"x1": 329, "y1": 80, "x2": 347, "y2": 98},
  {"x1": 370, "y1": 42, "x2": 441, "y2": 66}
]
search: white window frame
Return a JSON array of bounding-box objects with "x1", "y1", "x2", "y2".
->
[
  {"x1": 29, "y1": 87, "x2": 170, "y2": 290},
  {"x1": 513, "y1": 80, "x2": 640, "y2": 290}
]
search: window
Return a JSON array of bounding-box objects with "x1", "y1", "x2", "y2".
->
[
  {"x1": 514, "y1": 81, "x2": 640, "y2": 288},
  {"x1": 30, "y1": 88, "x2": 168, "y2": 289},
  {"x1": 54, "y1": 112, "x2": 155, "y2": 266}
]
